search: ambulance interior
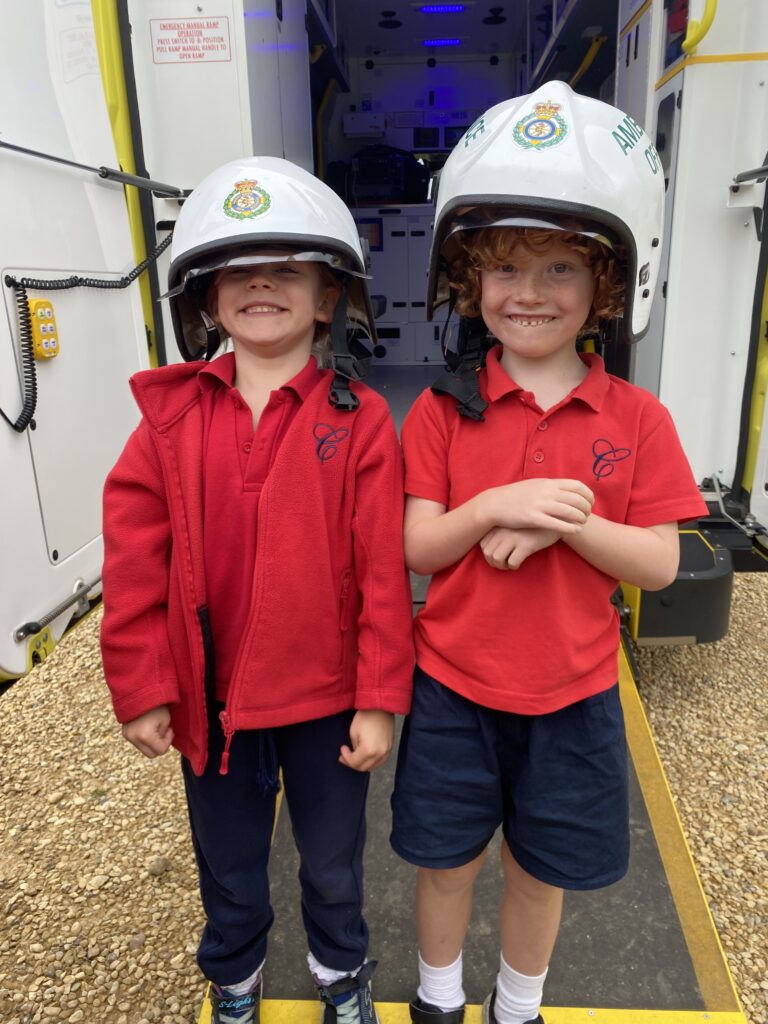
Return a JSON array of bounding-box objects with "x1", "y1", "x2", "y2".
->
[{"x1": 149, "y1": 0, "x2": 624, "y2": 421}]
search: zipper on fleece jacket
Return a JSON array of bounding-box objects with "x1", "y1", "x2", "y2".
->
[
  {"x1": 219, "y1": 709, "x2": 234, "y2": 775},
  {"x1": 217, "y1": 568, "x2": 356, "y2": 775}
]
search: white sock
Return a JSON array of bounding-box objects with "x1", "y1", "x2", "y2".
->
[
  {"x1": 307, "y1": 951, "x2": 362, "y2": 986},
  {"x1": 223, "y1": 960, "x2": 264, "y2": 996},
  {"x1": 493, "y1": 954, "x2": 547, "y2": 1024},
  {"x1": 417, "y1": 951, "x2": 465, "y2": 1011}
]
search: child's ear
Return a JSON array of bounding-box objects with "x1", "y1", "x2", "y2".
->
[{"x1": 316, "y1": 281, "x2": 341, "y2": 324}]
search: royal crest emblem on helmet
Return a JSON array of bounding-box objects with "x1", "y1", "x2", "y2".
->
[
  {"x1": 512, "y1": 101, "x2": 568, "y2": 150},
  {"x1": 222, "y1": 179, "x2": 272, "y2": 220}
]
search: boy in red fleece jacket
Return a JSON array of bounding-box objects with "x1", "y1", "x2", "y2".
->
[{"x1": 100, "y1": 157, "x2": 413, "y2": 1024}]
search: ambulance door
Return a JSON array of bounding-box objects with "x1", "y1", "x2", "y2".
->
[
  {"x1": 1, "y1": 0, "x2": 149, "y2": 679},
  {"x1": 631, "y1": 80, "x2": 681, "y2": 397}
]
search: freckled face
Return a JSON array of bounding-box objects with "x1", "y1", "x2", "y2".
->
[
  {"x1": 209, "y1": 253, "x2": 339, "y2": 356},
  {"x1": 479, "y1": 239, "x2": 596, "y2": 365}
]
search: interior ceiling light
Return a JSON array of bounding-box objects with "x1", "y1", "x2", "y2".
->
[
  {"x1": 482, "y1": 5, "x2": 506, "y2": 24},
  {"x1": 419, "y1": 4, "x2": 466, "y2": 11},
  {"x1": 421, "y1": 37, "x2": 462, "y2": 46},
  {"x1": 379, "y1": 9, "x2": 403, "y2": 27}
]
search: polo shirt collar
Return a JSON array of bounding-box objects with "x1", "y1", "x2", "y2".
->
[
  {"x1": 484, "y1": 345, "x2": 610, "y2": 412},
  {"x1": 198, "y1": 351, "x2": 322, "y2": 401}
]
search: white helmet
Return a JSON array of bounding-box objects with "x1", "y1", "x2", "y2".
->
[
  {"x1": 428, "y1": 81, "x2": 665, "y2": 343},
  {"x1": 166, "y1": 156, "x2": 375, "y2": 408}
]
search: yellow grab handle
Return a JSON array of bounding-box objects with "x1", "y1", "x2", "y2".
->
[{"x1": 682, "y1": 0, "x2": 718, "y2": 54}]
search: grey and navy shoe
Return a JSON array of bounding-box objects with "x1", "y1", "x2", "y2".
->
[
  {"x1": 409, "y1": 995, "x2": 465, "y2": 1024},
  {"x1": 209, "y1": 977, "x2": 262, "y2": 1024},
  {"x1": 317, "y1": 960, "x2": 380, "y2": 1024},
  {"x1": 482, "y1": 987, "x2": 543, "y2": 1024}
]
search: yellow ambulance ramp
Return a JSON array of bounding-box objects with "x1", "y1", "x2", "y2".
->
[
  {"x1": 197, "y1": 643, "x2": 745, "y2": 1024},
  {"x1": 200, "y1": 1002, "x2": 742, "y2": 1024}
]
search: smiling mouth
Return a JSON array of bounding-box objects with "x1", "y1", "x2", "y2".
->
[
  {"x1": 507, "y1": 315, "x2": 555, "y2": 327},
  {"x1": 241, "y1": 304, "x2": 285, "y2": 314}
]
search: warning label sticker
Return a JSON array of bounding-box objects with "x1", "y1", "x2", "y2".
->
[{"x1": 150, "y1": 17, "x2": 231, "y2": 64}]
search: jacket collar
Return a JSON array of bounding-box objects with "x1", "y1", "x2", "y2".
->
[
  {"x1": 129, "y1": 360, "x2": 207, "y2": 432},
  {"x1": 130, "y1": 353, "x2": 325, "y2": 431}
]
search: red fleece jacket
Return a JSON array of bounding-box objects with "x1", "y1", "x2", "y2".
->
[{"x1": 100, "y1": 361, "x2": 414, "y2": 775}]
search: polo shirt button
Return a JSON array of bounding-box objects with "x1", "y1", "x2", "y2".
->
[
  {"x1": 242, "y1": 442, "x2": 252, "y2": 453},
  {"x1": 533, "y1": 450, "x2": 545, "y2": 463},
  {"x1": 233, "y1": 399, "x2": 241, "y2": 410},
  {"x1": 537, "y1": 421, "x2": 549, "y2": 431}
]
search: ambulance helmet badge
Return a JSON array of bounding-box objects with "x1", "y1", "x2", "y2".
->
[
  {"x1": 512, "y1": 101, "x2": 568, "y2": 150},
  {"x1": 223, "y1": 179, "x2": 272, "y2": 220}
]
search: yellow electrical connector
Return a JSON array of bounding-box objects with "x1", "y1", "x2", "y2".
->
[{"x1": 28, "y1": 299, "x2": 60, "y2": 359}]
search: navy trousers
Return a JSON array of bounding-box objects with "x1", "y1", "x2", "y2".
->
[{"x1": 181, "y1": 709, "x2": 370, "y2": 987}]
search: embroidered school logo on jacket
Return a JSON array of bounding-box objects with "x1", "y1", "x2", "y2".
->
[
  {"x1": 592, "y1": 438, "x2": 631, "y2": 479},
  {"x1": 313, "y1": 423, "x2": 350, "y2": 462}
]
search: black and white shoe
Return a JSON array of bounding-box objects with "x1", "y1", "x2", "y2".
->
[
  {"x1": 482, "y1": 987, "x2": 543, "y2": 1024},
  {"x1": 209, "y1": 977, "x2": 262, "y2": 1024},
  {"x1": 409, "y1": 995, "x2": 465, "y2": 1024},
  {"x1": 317, "y1": 960, "x2": 380, "y2": 1024}
]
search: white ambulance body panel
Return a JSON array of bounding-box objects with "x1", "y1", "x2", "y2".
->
[
  {"x1": 656, "y1": 58, "x2": 767, "y2": 484},
  {"x1": 1, "y1": 0, "x2": 149, "y2": 678},
  {"x1": 618, "y1": 0, "x2": 768, "y2": 490}
]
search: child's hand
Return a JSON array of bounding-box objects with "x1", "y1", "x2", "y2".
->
[
  {"x1": 482, "y1": 478, "x2": 594, "y2": 534},
  {"x1": 339, "y1": 710, "x2": 395, "y2": 772},
  {"x1": 121, "y1": 705, "x2": 174, "y2": 759},
  {"x1": 480, "y1": 527, "x2": 559, "y2": 570}
]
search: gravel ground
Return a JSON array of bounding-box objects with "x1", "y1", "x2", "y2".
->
[
  {"x1": 634, "y1": 573, "x2": 768, "y2": 1024},
  {"x1": 0, "y1": 575, "x2": 766, "y2": 1024}
]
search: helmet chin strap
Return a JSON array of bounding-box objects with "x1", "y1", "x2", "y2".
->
[
  {"x1": 327, "y1": 278, "x2": 370, "y2": 411},
  {"x1": 430, "y1": 292, "x2": 492, "y2": 421},
  {"x1": 199, "y1": 310, "x2": 222, "y2": 361}
]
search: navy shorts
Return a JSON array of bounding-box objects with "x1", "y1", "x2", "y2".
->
[{"x1": 390, "y1": 667, "x2": 629, "y2": 890}]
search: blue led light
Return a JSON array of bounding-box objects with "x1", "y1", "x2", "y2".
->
[
  {"x1": 420, "y1": 4, "x2": 465, "y2": 11},
  {"x1": 422, "y1": 37, "x2": 462, "y2": 46}
]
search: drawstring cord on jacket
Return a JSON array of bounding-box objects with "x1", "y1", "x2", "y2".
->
[
  {"x1": 218, "y1": 709, "x2": 280, "y2": 793},
  {"x1": 256, "y1": 729, "x2": 280, "y2": 796}
]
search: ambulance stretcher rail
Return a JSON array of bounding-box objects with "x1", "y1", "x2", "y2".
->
[
  {"x1": 711, "y1": 475, "x2": 767, "y2": 539},
  {"x1": 0, "y1": 139, "x2": 184, "y2": 198},
  {"x1": 733, "y1": 162, "x2": 768, "y2": 184},
  {"x1": 13, "y1": 578, "x2": 101, "y2": 643}
]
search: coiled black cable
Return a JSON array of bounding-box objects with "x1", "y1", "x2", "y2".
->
[
  {"x1": 1, "y1": 231, "x2": 172, "y2": 433},
  {"x1": 0, "y1": 283, "x2": 37, "y2": 433}
]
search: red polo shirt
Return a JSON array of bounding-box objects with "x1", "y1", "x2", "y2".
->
[
  {"x1": 402, "y1": 348, "x2": 708, "y2": 714},
  {"x1": 200, "y1": 352, "x2": 323, "y2": 699}
]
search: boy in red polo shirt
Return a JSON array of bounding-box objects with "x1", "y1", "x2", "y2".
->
[
  {"x1": 390, "y1": 84, "x2": 707, "y2": 1024},
  {"x1": 100, "y1": 157, "x2": 413, "y2": 1024}
]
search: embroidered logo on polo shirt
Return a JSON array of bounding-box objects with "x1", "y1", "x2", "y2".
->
[
  {"x1": 313, "y1": 423, "x2": 349, "y2": 463},
  {"x1": 592, "y1": 438, "x2": 631, "y2": 479}
]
